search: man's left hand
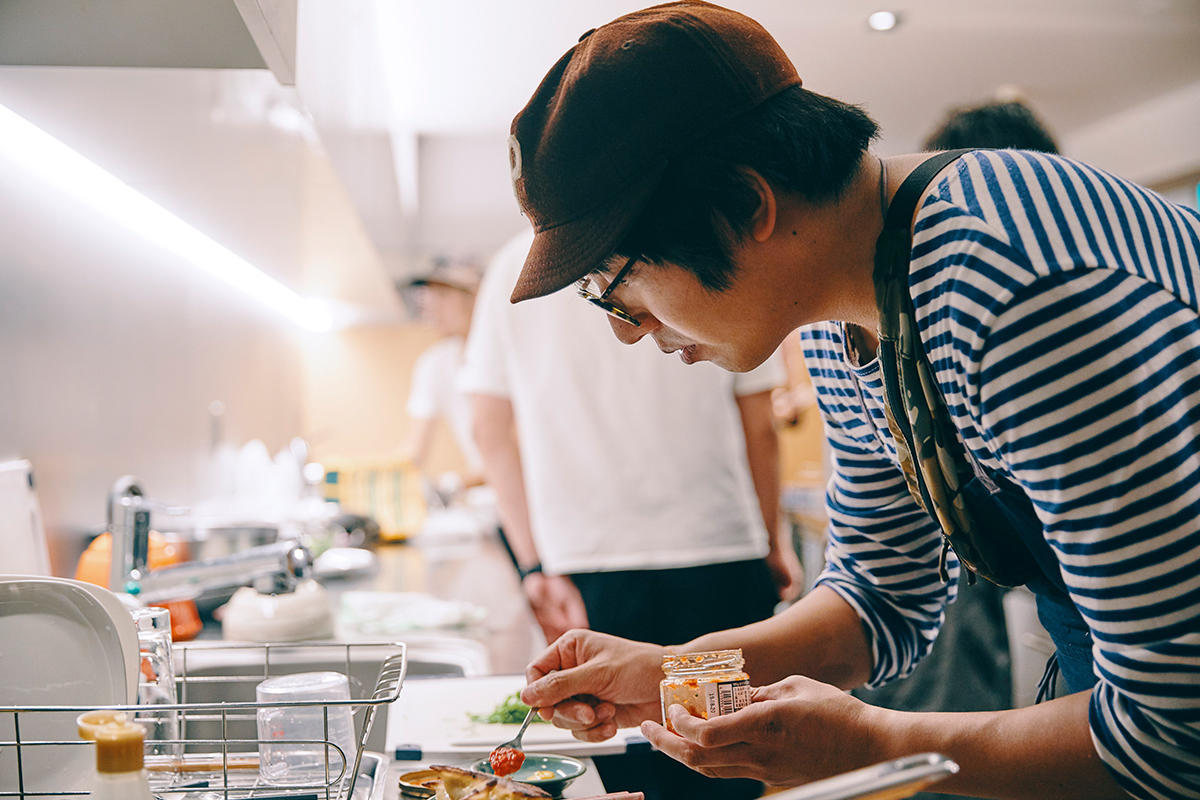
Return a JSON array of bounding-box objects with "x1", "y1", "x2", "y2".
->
[{"x1": 639, "y1": 675, "x2": 887, "y2": 787}]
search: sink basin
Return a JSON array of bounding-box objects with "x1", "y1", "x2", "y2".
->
[{"x1": 172, "y1": 639, "x2": 483, "y2": 754}]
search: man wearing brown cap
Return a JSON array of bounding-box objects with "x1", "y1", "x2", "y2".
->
[{"x1": 508, "y1": 3, "x2": 1200, "y2": 800}]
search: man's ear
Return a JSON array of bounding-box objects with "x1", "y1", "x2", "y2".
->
[{"x1": 739, "y1": 167, "x2": 778, "y2": 243}]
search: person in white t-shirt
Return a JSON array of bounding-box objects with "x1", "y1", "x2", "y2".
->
[
  {"x1": 460, "y1": 230, "x2": 801, "y2": 800},
  {"x1": 402, "y1": 260, "x2": 485, "y2": 489}
]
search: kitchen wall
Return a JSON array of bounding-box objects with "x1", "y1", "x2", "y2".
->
[
  {"x1": 0, "y1": 68, "x2": 398, "y2": 575},
  {"x1": 0, "y1": 157, "x2": 306, "y2": 574},
  {"x1": 300, "y1": 322, "x2": 467, "y2": 476}
]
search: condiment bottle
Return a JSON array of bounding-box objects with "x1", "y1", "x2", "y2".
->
[
  {"x1": 659, "y1": 649, "x2": 751, "y2": 733},
  {"x1": 77, "y1": 710, "x2": 155, "y2": 800}
]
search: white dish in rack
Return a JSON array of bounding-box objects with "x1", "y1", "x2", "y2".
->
[{"x1": 0, "y1": 575, "x2": 139, "y2": 796}]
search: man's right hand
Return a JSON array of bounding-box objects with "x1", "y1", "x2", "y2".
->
[
  {"x1": 522, "y1": 572, "x2": 589, "y2": 643},
  {"x1": 521, "y1": 630, "x2": 666, "y2": 742}
]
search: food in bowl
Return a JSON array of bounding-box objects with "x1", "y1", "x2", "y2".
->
[
  {"x1": 399, "y1": 765, "x2": 549, "y2": 799},
  {"x1": 471, "y1": 754, "x2": 587, "y2": 798}
]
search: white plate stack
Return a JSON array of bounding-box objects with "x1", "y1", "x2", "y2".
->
[{"x1": 0, "y1": 576, "x2": 139, "y2": 796}]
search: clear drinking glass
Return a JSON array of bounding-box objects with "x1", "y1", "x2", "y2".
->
[
  {"x1": 129, "y1": 606, "x2": 180, "y2": 758},
  {"x1": 255, "y1": 671, "x2": 357, "y2": 786}
]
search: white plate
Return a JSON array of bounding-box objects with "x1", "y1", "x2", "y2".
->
[
  {"x1": 0, "y1": 574, "x2": 139, "y2": 701},
  {"x1": 0, "y1": 576, "x2": 138, "y2": 795}
]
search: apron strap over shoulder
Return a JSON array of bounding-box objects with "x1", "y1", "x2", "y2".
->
[{"x1": 869, "y1": 149, "x2": 1098, "y2": 699}]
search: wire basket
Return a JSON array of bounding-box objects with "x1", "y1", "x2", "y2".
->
[{"x1": 1, "y1": 641, "x2": 407, "y2": 800}]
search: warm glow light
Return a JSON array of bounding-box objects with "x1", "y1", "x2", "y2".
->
[
  {"x1": 867, "y1": 10, "x2": 899, "y2": 31},
  {"x1": 0, "y1": 103, "x2": 333, "y2": 333}
]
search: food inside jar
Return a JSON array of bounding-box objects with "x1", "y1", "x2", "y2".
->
[{"x1": 660, "y1": 674, "x2": 751, "y2": 733}]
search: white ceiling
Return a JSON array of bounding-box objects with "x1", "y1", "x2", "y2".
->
[
  {"x1": 384, "y1": 0, "x2": 1200, "y2": 144},
  {"x1": 2, "y1": 0, "x2": 1199, "y2": 297}
]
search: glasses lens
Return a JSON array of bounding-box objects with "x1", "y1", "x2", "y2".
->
[
  {"x1": 585, "y1": 297, "x2": 639, "y2": 327},
  {"x1": 580, "y1": 275, "x2": 605, "y2": 298},
  {"x1": 576, "y1": 275, "x2": 639, "y2": 326}
]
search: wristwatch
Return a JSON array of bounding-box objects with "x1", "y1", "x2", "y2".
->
[{"x1": 517, "y1": 562, "x2": 544, "y2": 581}]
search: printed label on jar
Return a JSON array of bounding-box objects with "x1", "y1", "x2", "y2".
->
[{"x1": 702, "y1": 679, "x2": 751, "y2": 718}]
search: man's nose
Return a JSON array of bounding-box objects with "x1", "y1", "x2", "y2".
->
[{"x1": 607, "y1": 314, "x2": 656, "y2": 345}]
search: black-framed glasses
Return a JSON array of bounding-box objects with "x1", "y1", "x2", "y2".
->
[{"x1": 575, "y1": 255, "x2": 641, "y2": 327}]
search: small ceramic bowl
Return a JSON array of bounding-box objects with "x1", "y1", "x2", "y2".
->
[
  {"x1": 397, "y1": 769, "x2": 439, "y2": 798},
  {"x1": 471, "y1": 753, "x2": 587, "y2": 798}
]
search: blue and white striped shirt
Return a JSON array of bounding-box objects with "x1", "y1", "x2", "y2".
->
[{"x1": 809, "y1": 150, "x2": 1200, "y2": 800}]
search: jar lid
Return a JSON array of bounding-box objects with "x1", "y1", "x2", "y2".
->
[
  {"x1": 661, "y1": 648, "x2": 745, "y2": 675},
  {"x1": 77, "y1": 710, "x2": 145, "y2": 774}
]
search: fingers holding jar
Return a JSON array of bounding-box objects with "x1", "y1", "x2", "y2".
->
[
  {"x1": 643, "y1": 674, "x2": 894, "y2": 787},
  {"x1": 640, "y1": 709, "x2": 765, "y2": 780}
]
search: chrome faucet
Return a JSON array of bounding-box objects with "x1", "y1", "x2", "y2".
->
[{"x1": 106, "y1": 476, "x2": 313, "y2": 604}]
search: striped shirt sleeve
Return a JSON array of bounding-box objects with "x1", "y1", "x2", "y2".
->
[{"x1": 802, "y1": 324, "x2": 957, "y2": 688}]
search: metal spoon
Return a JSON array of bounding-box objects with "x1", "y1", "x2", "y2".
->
[
  {"x1": 493, "y1": 704, "x2": 538, "y2": 754},
  {"x1": 488, "y1": 705, "x2": 539, "y2": 776}
]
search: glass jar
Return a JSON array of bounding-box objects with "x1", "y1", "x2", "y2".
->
[{"x1": 659, "y1": 649, "x2": 751, "y2": 733}]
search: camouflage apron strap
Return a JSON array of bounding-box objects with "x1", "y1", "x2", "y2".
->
[{"x1": 872, "y1": 150, "x2": 984, "y2": 575}]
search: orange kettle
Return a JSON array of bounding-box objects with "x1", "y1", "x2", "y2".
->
[{"x1": 75, "y1": 532, "x2": 202, "y2": 641}]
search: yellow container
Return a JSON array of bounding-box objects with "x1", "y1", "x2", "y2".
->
[{"x1": 322, "y1": 459, "x2": 426, "y2": 542}]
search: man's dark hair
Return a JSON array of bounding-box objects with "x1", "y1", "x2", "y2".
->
[
  {"x1": 923, "y1": 100, "x2": 1059, "y2": 154},
  {"x1": 615, "y1": 86, "x2": 879, "y2": 292}
]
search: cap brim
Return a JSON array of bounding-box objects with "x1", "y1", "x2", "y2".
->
[{"x1": 509, "y1": 163, "x2": 666, "y2": 303}]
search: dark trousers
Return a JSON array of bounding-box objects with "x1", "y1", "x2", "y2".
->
[{"x1": 569, "y1": 559, "x2": 779, "y2": 800}]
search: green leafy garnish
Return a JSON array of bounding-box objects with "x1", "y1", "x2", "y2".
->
[{"x1": 468, "y1": 691, "x2": 546, "y2": 725}]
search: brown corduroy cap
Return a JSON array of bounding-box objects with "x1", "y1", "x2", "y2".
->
[{"x1": 508, "y1": 1, "x2": 801, "y2": 304}]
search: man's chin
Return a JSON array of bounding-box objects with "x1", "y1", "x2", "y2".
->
[
  {"x1": 715, "y1": 348, "x2": 772, "y2": 373},
  {"x1": 671, "y1": 344, "x2": 761, "y2": 373}
]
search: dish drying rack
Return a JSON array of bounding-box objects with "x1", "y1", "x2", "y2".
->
[{"x1": 1, "y1": 641, "x2": 407, "y2": 800}]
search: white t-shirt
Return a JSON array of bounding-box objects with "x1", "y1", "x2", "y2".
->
[
  {"x1": 459, "y1": 231, "x2": 785, "y2": 574},
  {"x1": 406, "y1": 336, "x2": 483, "y2": 472}
]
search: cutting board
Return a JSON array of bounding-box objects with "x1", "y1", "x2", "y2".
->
[{"x1": 387, "y1": 674, "x2": 648, "y2": 760}]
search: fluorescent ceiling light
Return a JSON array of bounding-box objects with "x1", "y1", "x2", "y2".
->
[
  {"x1": 0, "y1": 103, "x2": 332, "y2": 333},
  {"x1": 867, "y1": 11, "x2": 899, "y2": 31}
]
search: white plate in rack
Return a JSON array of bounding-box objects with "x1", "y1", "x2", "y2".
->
[
  {"x1": 0, "y1": 574, "x2": 139, "y2": 700},
  {"x1": 0, "y1": 576, "x2": 138, "y2": 796}
]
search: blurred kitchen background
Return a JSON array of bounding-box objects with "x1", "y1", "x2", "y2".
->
[{"x1": 1, "y1": 0, "x2": 1198, "y2": 591}]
